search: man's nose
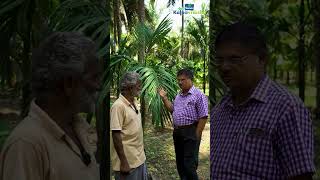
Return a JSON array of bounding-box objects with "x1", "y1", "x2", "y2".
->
[{"x1": 219, "y1": 62, "x2": 232, "y2": 71}]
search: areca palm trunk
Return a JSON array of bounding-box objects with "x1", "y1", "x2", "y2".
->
[
  {"x1": 20, "y1": 7, "x2": 33, "y2": 118},
  {"x1": 138, "y1": 0, "x2": 146, "y2": 128},
  {"x1": 180, "y1": 0, "x2": 184, "y2": 57},
  {"x1": 202, "y1": 48, "x2": 206, "y2": 94},
  {"x1": 138, "y1": 0, "x2": 145, "y2": 63},
  {"x1": 287, "y1": 71, "x2": 290, "y2": 85},
  {"x1": 298, "y1": 0, "x2": 306, "y2": 102},
  {"x1": 113, "y1": 0, "x2": 121, "y2": 46},
  {"x1": 95, "y1": 0, "x2": 111, "y2": 179},
  {"x1": 209, "y1": 0, "x2": 217, "y2": 107},
  {"x1": 0, "y1": 32, "x2": 11, "y2": 91},
  {"x1": 273, "y1": 60, "x2": 277, "y2": 80}
]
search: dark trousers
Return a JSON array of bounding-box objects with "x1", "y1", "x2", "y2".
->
[{"x1": 173, "y1": 125, "x2": 200, "y2": 180}]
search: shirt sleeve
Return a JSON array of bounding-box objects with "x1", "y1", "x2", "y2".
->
[
  {"x1": 196, "y1": 93, "x2": 209, "y2": 119},
  {"x1": 274, "y1": 102, "x2": 315, "y2": 178},
  {"x1": 172, "y1": 96, "x2": 176, "y2": 112},
  {"x1": 110, "y1": 103, "x2": 125, "y2": 131},
  {"x1": 0, "y1": 140, "x2": 44, "y2": 180}
]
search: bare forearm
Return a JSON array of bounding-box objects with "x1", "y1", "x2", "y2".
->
[
  {"x1": 112, "y1": 131, "x2": 128, "y2": 163},
  {"x1": 196, "y1": 118, "x2": 207, "y2": 133},
  {"x1": 161, "y1": 96, "x2": 173, "y2": 113}
]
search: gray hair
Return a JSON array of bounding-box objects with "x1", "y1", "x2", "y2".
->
[
  {"x1": 31, "y1": 32, "x2": 97, "y2": 97},
  {"x1": 120, "y1": 72, "x2": 140, "y2": 92}
]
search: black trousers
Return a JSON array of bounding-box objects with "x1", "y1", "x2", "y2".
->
[{"x1": 173, "y1": 125, "x2": 200, "y2": 180}]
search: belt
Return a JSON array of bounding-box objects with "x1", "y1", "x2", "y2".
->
[{"x1": 174, "y1": 122, "x2": 198, "y2": 129}]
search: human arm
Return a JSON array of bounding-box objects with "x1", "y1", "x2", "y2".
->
[{"x1": 158, "y1": 87, "x2": 174, "y2": 113}]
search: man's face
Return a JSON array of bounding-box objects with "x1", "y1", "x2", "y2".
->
[
  {"x1": 177, "y1": 74, "x2": 192, "y2": 92},
  {"x1": 131, "y1": 80, "x2": 142, "y2": 97},
  {"x1": 215, "y1": 42, "x2": 265, "y2": 91},
  {"x1": 75, "y1": 59, "x2": 102, "y2": 113}
]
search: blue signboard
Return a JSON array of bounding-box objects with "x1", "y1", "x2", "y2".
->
[{"x1": 185, "y1": 4, "x2": 194, "y2": 11}]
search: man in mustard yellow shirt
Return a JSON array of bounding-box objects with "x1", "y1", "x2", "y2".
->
[
  {"x1": 0, "y1": 32, "x2": 101, "y2": 180},
  {"x1": 110, "y1": 72, "x2": 147, "y2": 180}
]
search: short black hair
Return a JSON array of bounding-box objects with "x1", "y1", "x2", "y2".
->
[
  {"x1": 177, "y1": 68, "x2": 194, "y2": 80},
  {"x1": 215, "y1": 22, "x2": 268, "y2": 59}
]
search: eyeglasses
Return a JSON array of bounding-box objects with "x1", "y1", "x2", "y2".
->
[{"x1": 214, "y1": 55, "x2": 249, "y2": 66}]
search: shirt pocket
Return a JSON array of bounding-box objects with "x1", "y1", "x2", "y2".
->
[
  {"x1": 184, "y1": 100, "x2": 197, "y2": 114},
  {"x1": 238, "y1": 127, "x2": 270, "y2": 151},
  {"x1": 234, "y1": 127, "x2": 273, "y2": 176}
]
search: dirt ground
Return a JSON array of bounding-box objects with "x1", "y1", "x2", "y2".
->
[{"x1": 144, "y1": 121, "x2": 210, "y2": 180}]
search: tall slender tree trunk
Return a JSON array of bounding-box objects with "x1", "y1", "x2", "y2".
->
[
  {"x1": 113, "y1": 0, "x2": 121, "y2": 46},
  {"x1": 209, "y1": 0, "x2": 217, "y2": 107},
  {"x1": 311, "y1": 68, "x2": 314, "y2": 82},
  {"x1": 96, "y1": 0, "x2": 111, "y2": 179},
  {"x1": 286, "y1": 71, "x2": 290, "y2": 85},
  {"x1": 113, "y1": 0, "x2": 118, "y2": 49},
  {"x1": 20, "y1": 5, "x2": 33, "y2": 118},
  {"x1": 202, "y1": 49, "x2": 206, "y2": 94},
  {"x1": 138, "y1": 0, "x2": 146, "y2": 128},
  {"x1": 314, "y1": 0, "x2": 320, "y2": 118},
  {"x1": 0, "y1": 32, "x2": 11, "y2": 90},
  {"x1": 273, "y1": 60, "x2": 277, "y2": 81},
  {"x1": 180, "y1": 0, "x2": 184, "y2": 57},
  {"x1": 298, "y1": 0, "x2": 306, "y2": 101},
  {"x1": 138, "y1": 0, "x2": 145, "y2": 63},
  {"x1": 279, "y1": 70, "x2": 284, "y2": 82},
  {"x1": 113, "y1": 0, "x2": 122, "y2": 98}
]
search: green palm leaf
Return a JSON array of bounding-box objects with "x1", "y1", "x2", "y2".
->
[
  {"x1": 132, "y1": 14, "x2": 172, "y2": 55},
  {"x1": 129, "y1": 64, "x2": 178, "y2": 127},
  {"x1": 49, "y1": 0, "x2": 110, "y2": 57}
]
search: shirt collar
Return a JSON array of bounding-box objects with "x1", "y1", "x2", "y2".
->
[
  {"x1": 119, "y1": 94, "x2": 138, "y2": 106},
  {"x1": 224, "y1": 75, "x2": 270, "y2": 107},
  {"x1": 249, "y1": 75, "x2": 270, "y2": 103},
  {"x1": 179, "y1": 85, "x2": 196, "y2": 96},
  {"x1": 28, "y1": 100, "x2": 66, "y2": 140}
]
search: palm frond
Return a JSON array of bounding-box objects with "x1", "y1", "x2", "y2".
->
[
  {"x1": 132, "y1": 15, "x2": 172, "y2": 54},
  {"x1": 129, "y1": 64, "x2": 178, "y2": 127},
  {"x1": 0, "y1": 0, "x2": 25, "y2": 16},
  {"x1": 98, "y1": 54, "x2": 134, "y2": 104},
  {"x1": 49, "y1": 0, "x2": 110, "y2": 57}
]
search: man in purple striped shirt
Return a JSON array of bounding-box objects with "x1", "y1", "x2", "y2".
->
[
  {"x1": 159, "y1": 68, "x2": 208, "y2": 180},
  {"x1": 211, "y1": 22, "x2": 315, "y2": 179}
]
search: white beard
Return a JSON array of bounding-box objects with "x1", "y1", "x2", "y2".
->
[{"x1": 78, "y1": 86, "x2": 97, "y2": 113}]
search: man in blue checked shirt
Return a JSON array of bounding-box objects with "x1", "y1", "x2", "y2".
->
[{"x1": 210, "y1": 22, "x2": 315, "y2": 180}]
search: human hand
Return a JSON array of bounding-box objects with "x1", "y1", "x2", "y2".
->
[
  {"x1": 120, "y1": 161, "x2": 131, "y2": 180},
  {"x1": 158, "y1": 87, "x2": 167, "y2": 98},
  {"x1": 196, "y1": 130, "x2": 202, "y2": 140}
]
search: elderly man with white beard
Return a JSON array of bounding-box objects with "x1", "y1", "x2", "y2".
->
[{"x1": 0, "y1": 32, "x2": 101, "y2": 180}]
